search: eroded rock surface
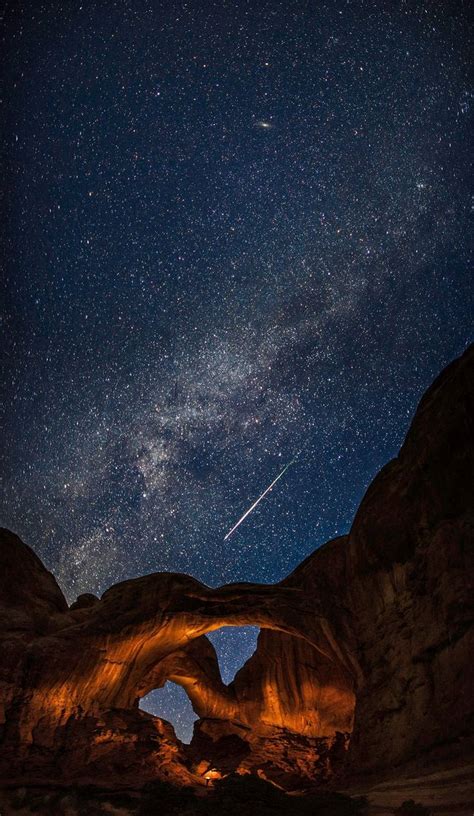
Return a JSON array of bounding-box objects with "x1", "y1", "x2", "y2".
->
[
  {"x1": 189, "y1": 718, "x2": 350, "y2": 789},
  {"x1": 0, "y1": 344, "x2": 472, "y2": 792}
]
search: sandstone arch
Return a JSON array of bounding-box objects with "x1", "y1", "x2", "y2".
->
[
  {"x1": 0, "y1": 542, "x2": 356, "y2": 729},
  {"x1": 0, "y1": 530, "x2": 357, "y2": 788}
]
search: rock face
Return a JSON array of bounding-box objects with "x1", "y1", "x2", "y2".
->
[
  {"x1": 345, "y1": 345, "x2": 474, "y2": 775},
  {"x1": 0, "y1": 344, "x2": 473, "y2": 792}
]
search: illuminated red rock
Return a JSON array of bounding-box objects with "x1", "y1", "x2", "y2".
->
[
  {"x1": 0, "y1": 344, "x2": 472, "y2": 793},
  {"x1": 0, "y1": 541, "x2": 352, "y2": 787}
]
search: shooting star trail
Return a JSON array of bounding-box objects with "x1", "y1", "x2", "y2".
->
[{"x1": 224, "y1": 459, "x2": 297, "y2": 541}]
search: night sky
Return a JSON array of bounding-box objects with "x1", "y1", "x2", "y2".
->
[{"x1": 2, "y1": 0, "x2": 473, "y2": 741}]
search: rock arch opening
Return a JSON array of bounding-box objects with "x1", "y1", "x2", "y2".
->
[
  {"x1": 136, "y1": 620, "x2": 355, "y2": 749},
  {"x1": 139, "y1": 626, "x2": 261, "y2": 743},
  {"x1": 206, "y1": 625, "x2": 260, "y2": 684},
  {"x1": 140, "y1": 681, "x2": 198, "y2": 743}
]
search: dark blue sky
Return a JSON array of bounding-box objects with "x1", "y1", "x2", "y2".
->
[{"x1": 2, "y1": 0, "x2": 473, "y2": 740}]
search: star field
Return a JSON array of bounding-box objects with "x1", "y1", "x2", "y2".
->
[{"x1": 2, "y1": 0, "x2": 473, "y2": 742}]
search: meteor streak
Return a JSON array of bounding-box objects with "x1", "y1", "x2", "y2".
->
[{"x1": 224, "y1": 459, "x2": 297, "y2": 541}]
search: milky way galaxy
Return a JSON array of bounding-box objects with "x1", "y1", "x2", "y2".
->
[{"x1": 2, "y1": 0, "x2": 472, "y2": 741}]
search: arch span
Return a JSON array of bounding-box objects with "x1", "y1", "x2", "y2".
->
[
  {"x1": 27, "y1": 568, "x2": 357, "y2": 741},
  {"x1": 70, "y1": 571, "x2": 358, "y2": 721}
]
